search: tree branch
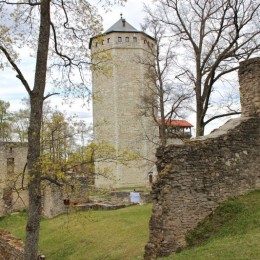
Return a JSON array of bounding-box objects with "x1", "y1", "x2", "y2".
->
[
  {"x1": 40, "y1": 176, "x2": 63, "y2": 187},
  {"x1": 0, "y1": 0, "x2": 40, "y2": 6},
  {"x1": 204, "y1": 111, "x2": 241, "y2": 126},
  {"x1": 0, "y1": 46, "x2": 32, "y2": 95},
  {"x1": 43, "y1": 93, "x2": 60, "y2": 100},
  {"x1": 50, "y1": 21, "x2": 73, "y2": 66}
]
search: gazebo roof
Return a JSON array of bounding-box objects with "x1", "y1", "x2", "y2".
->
[{"x1": 159, "y1": 119, "x2": 194, "y2": 127}]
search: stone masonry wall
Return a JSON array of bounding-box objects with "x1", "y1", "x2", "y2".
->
[
  {"x1": 239, "y1": 58, "x2": 260, "y2": 116},
  {"x1": 144, "y1": 57, "x2": 260, "y2": 259},
  {"x1": 42, "y1": 184, "x2": 67, "y2": 218},
  {"x1": 0, "y1": 228, "x2": 45, "y2": 260},
  {"x1": 0, "y1": 142, "x2": 66, "y2": 218},
  {"x1": 91, "y1": 30, "x2": 157, "y2": 188},
  {"x1": 0, "y1": 142, "x2": 28, "y2": 216},
  {"x1": 0, "y1": 228, "x2": 24, "y2": 260}
]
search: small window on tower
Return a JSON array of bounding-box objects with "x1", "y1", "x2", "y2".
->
[
  {"x1": 133, "y1": 37, "x2": 137, "y2": 42},
  {"x1": 107, "y1": 38, "x2": 110, "y2": 43},
  {"x1": 144, "y1": 39, "x2": 147, "y2": 44},
  {"x1": 118, "y1": 37, "x2": 122, "y2": 42},
  {"x1": 125, "y1": 37, "x2": 129, "y2": 42},
  {"x1": 95, "y1": 42, "x2": 98, "y2": 47}
]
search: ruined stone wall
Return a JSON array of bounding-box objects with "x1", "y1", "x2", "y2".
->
[
  {"x1": 0, "y1": 228, "x2": 45, "y2": 260},
  {"x1": 0, "y1": 142, "x2": 67, "y2": 218},
  {"x1": 42, "y1": 184, "x2": 67, "y2": 218},
  {"x1": 109, "y1": 190, "x2": 152, "y2": 204},
  {"x1": 0, "y1": 143, "x2": 28, "y2": 216},
  {"x1": 0, "y1": 229, "x2": 24, "y2": 260},
  {"x1": 144, "y1": 57, "x2": 260, "y2": 259},
  {"x1": 239, "y1": 58, "x2": 260, "y2": 116}
]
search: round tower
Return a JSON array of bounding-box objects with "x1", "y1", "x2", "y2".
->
[{"x1": 90, "y1": 17, "x2": 157, "y2": 188}]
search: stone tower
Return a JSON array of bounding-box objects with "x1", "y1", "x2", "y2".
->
[{"x1": 89, "y1": 17, "x2": 157, "y2": 188}]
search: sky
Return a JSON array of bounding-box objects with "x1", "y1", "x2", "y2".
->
[
  {"x1": 0, "y1": 0, "x2": 152, "y2": 124},
  {"x1": 0, "y1": 0, "x2": 237, "y2": 136}
]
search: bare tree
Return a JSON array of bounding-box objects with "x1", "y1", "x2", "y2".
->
[
  {"x1": 0, "y1": 0, "x2": 106, "y2": 258},
  {"x1": 149, "y1": 0, "x2": 260, "y2": 136},
  {"x1": 139, "y1": 14, "x2": 193, "y2": 146}
]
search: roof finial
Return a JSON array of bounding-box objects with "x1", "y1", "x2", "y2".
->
[{"x1": 120, "y1": 13, "x2": 123, "y2": 20}]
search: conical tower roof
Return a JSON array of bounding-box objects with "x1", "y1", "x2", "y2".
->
[
  {"x1": 89, "y1": 16, "x2": 155, "y2": 49},
  {"x1": 105, "y1": 17, "x2": 138, "y2": 33}
]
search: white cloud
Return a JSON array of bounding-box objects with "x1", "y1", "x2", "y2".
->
[
  {"x1": 0, "y1": 1, "x2": 151, "y2": 114},
  {"x1": 94, "y1": 0, "x2": 150, "y2": 29},
  {"x1": 1, "y1": 0, "x2": 236, "y2": 136}
]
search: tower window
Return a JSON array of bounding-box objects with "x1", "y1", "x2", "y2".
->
[
  {"x1": 118, "y1": 37, "x2": 122, "y2": 42},
  {"x1": 125, "y1": 37, "x2": 129, "y2": 42},
  {"x1": 95, "y1": 42, "x2": 98, "y2": 47},
  {"x1": 133, "y1": 37, "x2": 137, "y2": 42},
  {"x1": 144, "y1": 39, "x2": 147, "y2": 44},
  {"x1": 107, "y1": 38, "x2": 110, "y2": 43}
]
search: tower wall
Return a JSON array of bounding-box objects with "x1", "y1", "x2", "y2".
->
[{"x1": 91, "y1": 32, "x2": 157, "y2": 187}]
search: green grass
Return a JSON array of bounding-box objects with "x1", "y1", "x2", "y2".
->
[
  {"x1": 0, "y1": 190, "x2": 259, "y2": 260},
  {"x1": 0, "y1": 205, "x2": 152, "y2": 260},
  {"x1": 163, "y1": 190, "x2": 260, "y2": 260}
]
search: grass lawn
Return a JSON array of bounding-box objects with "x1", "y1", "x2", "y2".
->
[
  {"x1": 0, "y1": 190, "x2": 259, "y2": 259},
  {"x1": 0, "y1": 204, "x2": 152, "y2": 260},
  {"x1": 163, "y1": 190, "x2": 260, "y2": 260}
]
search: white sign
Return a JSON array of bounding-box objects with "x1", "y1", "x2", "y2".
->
[{"x1": 130, "y1": 192, "x2": 140, "y2": 204}]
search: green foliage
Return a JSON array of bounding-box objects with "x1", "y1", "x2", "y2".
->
[
  {"x1": 0, "y1": 100, "x2": 12, "y2": 141},
  {"x1": 0, "y1": 98, "x2": 140, "y2": 195},
  {"x1": 11, "y1": 108, "x2": 30, "y2": 142}
]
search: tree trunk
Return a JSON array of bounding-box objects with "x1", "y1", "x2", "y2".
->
[
  {"x1": 24, "y1": 1, "x2": 51, "y2": 259},
  {"x1": 196, "y1": 119, "x2": 205, "y2": 136},
  {"x1": 195, "y1": 74, "x2": 205, "y2": 137},
  {"x1": 196, "y1": 100, "x2": 205, "y2": 136},
  {"x1": 159, "y1": 89, "x2": 167, "y2": 147}
]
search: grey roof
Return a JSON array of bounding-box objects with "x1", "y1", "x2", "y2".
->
[
  {"x1": 105, "y1": 18, "x2": 138, "y2": 33},
  {"x1": 89, "y1": 18, "x2": 155, "y2": 49}
]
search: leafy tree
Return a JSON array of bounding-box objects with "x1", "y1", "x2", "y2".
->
[
  {"x1": 148, "y1": 0, "x2": 260, "y2": 136},
  {"x1": 0, "y1": 100, "x2": 12, "y2": 141},
  {"x1": 11, "y1": 108, "x2": 30, "y2": 142},
  {"x1": 39, "y1": 111, "x2": 81, "y2": 189},
  {"x1": 41, "y1": 111, "x2": 74, "y2": 159},
  {"x1": 0, "y1": 0, "x2": 110, "y2": 258}
]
